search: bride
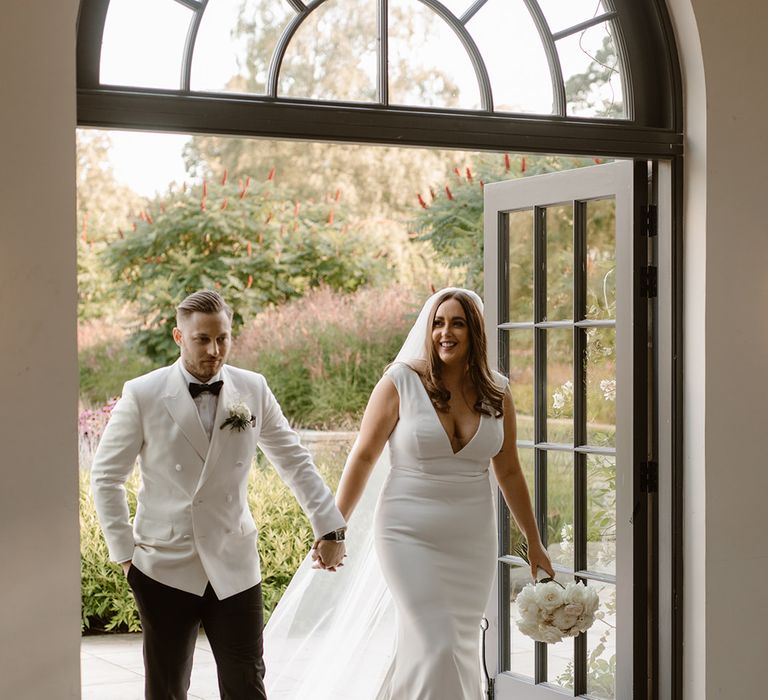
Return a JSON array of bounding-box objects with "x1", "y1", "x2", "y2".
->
[{"x1": 264, "y1": 288, "x2": 552, "y2": 699}]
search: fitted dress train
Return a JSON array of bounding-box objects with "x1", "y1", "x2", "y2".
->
[{"x1": 374, "y1": 362, "x2": 506, "y2": 700}]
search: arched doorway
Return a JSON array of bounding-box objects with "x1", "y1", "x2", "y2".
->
[{"x1": 75, "y1": 1, "x2": 683, "y2": 696}]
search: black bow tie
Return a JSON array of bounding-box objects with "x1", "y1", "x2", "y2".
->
[{"x1": 188, "y1": 380, "x2": 223, "y2": 398}]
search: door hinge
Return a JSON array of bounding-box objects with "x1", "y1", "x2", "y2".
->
[
  {"x1": 640, "y1": 265, "x2": 657, "y2": 298},
  {"x1": 640, "y1": 461, "x2": 658, "y2": 493},
  {"x1": 641, "y1": 204, "x2": 658, "y2": 237}
]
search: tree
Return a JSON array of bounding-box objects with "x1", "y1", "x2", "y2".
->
[
  {"x1": 77, "y1": 131, "x2": 145, "y2": 319},
  {"x1": 104, "y1": 173, "x2": 394, "y2": 363},
  {"x1": 183, "y1": 2, "x2": 468, "y2": 219},
  {"x1": 565, "y1": 35, "x2": 623, "y2": 118}
]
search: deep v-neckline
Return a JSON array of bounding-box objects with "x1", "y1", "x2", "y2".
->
[{"x1": 412, "y1": 369, "x2": 483, "y2": 455}]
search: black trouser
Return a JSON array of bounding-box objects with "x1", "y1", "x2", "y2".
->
[{"x1": 127, "y1": 564, "x2": 267, "y2": 700}]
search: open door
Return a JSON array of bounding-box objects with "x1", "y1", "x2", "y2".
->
[{"x1": 483, "y1": 161, "x2": 655, "y2": 699}]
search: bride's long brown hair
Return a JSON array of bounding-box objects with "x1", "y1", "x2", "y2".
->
[{"x1": 417, "y1": 290, "x2": 505, "y2": 418}]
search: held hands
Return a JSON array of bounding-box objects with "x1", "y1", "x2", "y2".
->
[
  {"x1": 526, "y1": 538, "x2": 555, "y2": 581},
  {"x1": 311, "y1": 540, "x2": 347, "y2": 572}
]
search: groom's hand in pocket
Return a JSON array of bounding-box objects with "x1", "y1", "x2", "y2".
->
[{"x1": 312, "y1": 541, "x2": 346, "y2": 571}]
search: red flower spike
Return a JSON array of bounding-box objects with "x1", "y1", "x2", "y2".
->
[
  {"x1": 147, "y1": 212, "x2": 154, "y2": 224},
  {"x1": 200, "y1": 199, "x2": 206, "y2": 212},
  {"x1": 445, "y1": 185, "x2": 454, "y2": 200},
  {"x1": 267, "y1": 167, "x2": 275, "y2": 181},
  {"x1": 328, "y1": 209, "x2": 334, "y2": 225},
  {"x1": 139, "y1": 210, "x2": 146, "y2": 222},
  {"x1": 453, "y1": 166, "x2": 461, "y2": 177},
  {"x1": 593, "y1": 157, "x2": 603, "y2": 165},
  {"x1": 202, "y1": 180, "x2": 208, "y2": 197},
  {"x1": 504, "y1": 153, "x2": 511, "y2": 171},
  {"x1": 430, "y1": 188, "x2": 436, "y2": 201},
  {"x1": 521, "y1": 157, "x2": 527, "y2": 173},
  {"x1": 480, "y1": 180, "x2": 485, "y2": 189},
  {"x1": 221, "y1": 198, "x2": 228, "y2": 210},
  {"x1": 430, "y1": 283, "x2": 436, "y2": 293},
  {"x1": 247, "y1": 241, "x2": 252, "y2": 257},
  {"x1": 417, "y1": 194, "x2": 428, "y2": 209},
  {"x1": 335, "y1": 189, "x2": 342, "y2": 202},
  {"x1": 246, "y1": 275, "x2": 253, "y2": 289},
  {"x1": 466, "y1": 167, "x2": 473, "y2": 181},
  {"x1": 221, "y1": 168, "x2": 228, "y2": 185}
]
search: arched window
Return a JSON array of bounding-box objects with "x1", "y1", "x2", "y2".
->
[{"x1": 76, "y1": 0, "x2": 681, "y2": 155}]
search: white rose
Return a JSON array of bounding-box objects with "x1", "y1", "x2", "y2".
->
[
  {"x1": 516, "y1": 618, "x2": 540, "y2": 640},
  {"x1": 230, "y1": 401, "x2": 252, "y2": 421},
  {"x1": 535, "y1": 581, "x2": 565, "y2": 612},
  {"x1": 516, "y1": 584, "x2": 538, "y2": 616},
  {"x1": 539, "y1": 624, "x2": 564, "y2": 644},
  {"x1": 565, "y1": 582, "x2": 599, "y2": 615}
]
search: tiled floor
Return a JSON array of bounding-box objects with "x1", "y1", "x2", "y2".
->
[{"x1": 81, "y1": 632, "x2": 220, "y2": 700}]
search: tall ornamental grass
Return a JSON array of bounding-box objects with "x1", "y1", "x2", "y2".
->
[{"x1": 231, "y1": 285, "x2": 423, "y2": 429}]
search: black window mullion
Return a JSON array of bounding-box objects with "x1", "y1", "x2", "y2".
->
[
  {"x1": 497, "y1": 214, "x2": 511, "y2": 672},
  {"x1": 377, "y1": 0, "x2": 389, "y2": 106},
  {"x1": 533, "y1": 205, "x2": 548, "y2": 684},
  {"x1": 573, "y1": 199, "x2": 588, "y2": 695}
]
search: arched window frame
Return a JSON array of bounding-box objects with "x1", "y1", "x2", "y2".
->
[{"x1": 76, "y1": 0, "x2": 682, "y2": 156}]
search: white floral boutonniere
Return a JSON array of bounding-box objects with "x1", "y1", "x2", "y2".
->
[{"x1": 220, "y1": 400, "x2": 255, "y2": 432}]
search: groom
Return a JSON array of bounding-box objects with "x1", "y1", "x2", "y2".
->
[{"x1": 91, "y1": 289, "x2": 347, "y2": 700}]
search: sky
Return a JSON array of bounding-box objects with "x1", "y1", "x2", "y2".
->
[{"x1": 96, "y1": 0, "x2": 616, "y2": 198}]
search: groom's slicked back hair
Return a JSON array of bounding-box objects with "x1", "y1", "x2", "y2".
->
[{"x1": 176, "y1": 290, "x2": 233, "y2": 325}]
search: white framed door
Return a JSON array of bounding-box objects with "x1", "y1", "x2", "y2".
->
[{"x1": 483, "y1": 161, "x2": 654, "y2": 699}]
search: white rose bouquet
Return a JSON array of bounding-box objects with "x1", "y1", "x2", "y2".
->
[{"x1": 516, "y1": 577, "x2": 599, "y2": 644}]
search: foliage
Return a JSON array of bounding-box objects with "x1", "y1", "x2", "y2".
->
[
  {"x1": 77, "y1": 131, "x2": 145, "y2": 320},
  {"x1": 410, "y1": 154, "x2": 602, "y2": 295},
  {"x1": 80, "y1": 425, "x2": 352, "y2": 632},
  {"x1": 232, "y1": 285, "x2": 423, "y2": 429},
  {"x1": 565, "y1": 35, "x2": 623, "y2": 118},
  {"x1": 104, "y1": 176, "x2": 393, "y2": 364},
  {"x1": 184, "y1": 3, "x2": 468, "y2": 220}
]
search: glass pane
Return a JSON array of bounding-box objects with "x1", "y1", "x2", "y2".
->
[
  {"x1": 587, "y1": 454, "x2": 616, "y2": 576},
  {"x1": 191, "y1": 0, "x2": 294, "y2": 94},
  {"x1": 466, "y1": 0, "x2": 553, "y2": 114},
  {"x1": 546, "y1": 204, "x2": 573, "y2": 321},
  {"x1": 279, "y1": 0, "x2": 378, "y2": 102},
  {"x1": 101, "y1": 0, "x2": 193, "y2": 89},
  {"x1": 586, "y1": 580, "x2": 617, "y2": 699},
  {"x1": 586, "y1": 198, "x2": 616, "y2": 320},
  {"x1": 547, "y1": 572, "x2": 575, "y2": 688},
  {"x1": 537, "y1": 0, "x2": 607, "y2": 34},
  {"x1": 508, "y1": 448, "x2": 534, "y2": 556},
  {"x1": 585, "y1": 326, "x2": 616, "y2": 448},
  {"x1": 508, "y1": 564, "x2": 536, "y2": 678},
  {"x1": 559, "y1": 22, "x2": 624, "y2": 118},
  {"x1": 389, "y1": 0, "x2": 481, "y2": 109},
  {"x1": 507, "y1": 331, "x2": 534, "y2": 441},
  {"x1": 547, "y1": 328, "x2": 573, "y2": 444},
  {"x1": 546, "y1": 451, "x2": 573, "y2": 570},
  {"x1": 507, "y1": 209, "x2": 534, "y2": 322}
]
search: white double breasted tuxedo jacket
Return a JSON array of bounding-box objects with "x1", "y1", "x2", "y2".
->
[{"x1": 91, "y1": 359, "x2": 345, "y2": 599}]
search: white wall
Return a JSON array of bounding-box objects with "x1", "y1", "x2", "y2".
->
[
  {"x1": 0, "y1": 1, "x2": 82, "y2": 698},
  {"x1": 0, "y1": 0, "x2": 765, "y2": 698},
  {"x1": 668, "y1": 0, "x2": 768, "y2": 697}
]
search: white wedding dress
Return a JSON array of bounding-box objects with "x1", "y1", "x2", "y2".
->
[
  {"x1": 264, "y1": 288, "x2": 503, "y2": 700},
  {"x1": 374, "y1": 362, "x2": 504, "y2": 699}
]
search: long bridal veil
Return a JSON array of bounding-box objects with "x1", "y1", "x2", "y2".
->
[{"x1": 263, "y1": 288, "x2": 483, "y2": 699}]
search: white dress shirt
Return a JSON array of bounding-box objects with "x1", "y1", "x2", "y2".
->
[{"x1": 179, "y1": 363, "x2": 222, "y2": 440}]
